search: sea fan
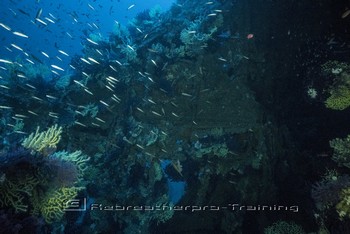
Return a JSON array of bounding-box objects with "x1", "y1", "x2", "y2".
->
[{"x1": 311, "y1": 175, "x2": 350, "y2": 210}]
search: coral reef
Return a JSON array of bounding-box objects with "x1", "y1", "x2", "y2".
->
[
  {"x1": 39, "y1": 186, "x2": 83, "y2": 223},
  {"x1": 312, "y1": 175, "x2": 350, "y2": 211},
  {"x1": 0, "y1": 176, "x2": 39, "y2": 213},
  {"x1": 322, "y1": 61, "x2": 350, "y2": 110},
  {"x1": 180, "y1": 16, "x2": 222, "y2": 56},
  {"x1": 0, "y1": 123, "x2": 88, "y2": 227},
  {"x1": 264, "y1": 221, "x2": 305, "y2": 234},
  {"x1": 337, "y1": 187, "x2": 350, "y2": 220},
  {"x1": 325, "y1": 85, "x2": 350, "y2": 110},
  {"x1": 22, "y1": 124, "x2": 62, "y2": 154},
  {"x1": 50, "y1": 150, "x2": 90, "y2": 179},
  {"x1": 194, "y1": 143, "x2": 229, "y2": 158},
  {"x1": 0, "y1": 0, "x2": 326, "y2": 232},
  {"x1": 330, "y1": 135, "x2": 350, "y2": 168}
]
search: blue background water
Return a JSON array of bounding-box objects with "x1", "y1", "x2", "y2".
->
[{"x1": 0, "y1": 0, "x2": 174, "y2": 69}]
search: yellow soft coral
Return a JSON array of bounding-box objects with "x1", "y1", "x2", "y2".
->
[
  {"x1": 325, "y1": 85, "x2": 350, "y2": 110},
  {"x1": 22, "y1": 124, "x2": 62, "y2": 154},
  {"x1": 40, "y1": 186, "x2": 82, "y2": 223},
  {"x1": 336, "y1": 187, "x2": 350, "y2": 220}
]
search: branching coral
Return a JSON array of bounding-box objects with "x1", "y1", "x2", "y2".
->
[
  {"x1": 120, "y1": 44, "x2": 138, "y2": 62},
  {"x1": 39, "y1": 186, "x2": 83, "y2": 223},
  {"x1": 321, "y1": 60, "x2": 349, "y2": 76},
  {"x1": 1, "y1": 122, "x2": 86, "y2": 227},
  {"x1": 6, "y1": 125, "x2": 90, "y2": 225},
  {"x1": 322, "y1": 60, "x2": 350, "y2": 110},
  {"x1": 264, "y1": 221, "x2": 305, "y2": 234},
  {"x1": 179, "y1": 15, "x2": 223, "y2": 56},
  {"x1": 0, "y1": 176, "x2": 39, "y2": 213},
  {"x1": 325, "y1": 85, "x2": 350, "y2": 110},
  {"x1": 149, "y1": 194, "x2": 174, "y2": 224},
  {"x1": 50, "y1": 150, "x2": 90, "y2": 177},
  {"x1": 77, "y1": 103, "x2": 99, "y2": 118},
  {"x1": 195, "y1": 143, "x2": 229, "y2": 158},
  {"x1": 180, "y1": 21, "x2": 216, "y2": 56},
  {"x1": 22, "y1": 124, "x2": 62, "y2": 154},
  {"x1": 330, "y1": 135, "x2": 350, "y2": 168},
  {"x1": 336, "y1": 187, "x2": 350, "y2": 220}
]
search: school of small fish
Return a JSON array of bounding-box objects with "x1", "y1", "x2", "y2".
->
[{"x1": 0, "y1": 1, "x2": 234, "y2": 157}]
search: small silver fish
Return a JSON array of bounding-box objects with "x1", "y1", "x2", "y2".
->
[
  {"x1": 88, "y1": 4, "x2": 95, "y2": 11},
  {"x1": 148, "y1": 99, "x2": 156, "y2": 104},
  {"x1": 51, "y1": 64, "x2": 64, "y2": 71},
  {"x1": 127, "y1": 45, "x2": 135, "y2": 51},
  {"x1": 45, "y1": 17, "x2": 55, "y2": 24},
  {"x1": 25, "y1": 58, "x2": 34, "y2": 64},
  {"x1": 25, "y1": 84, "x2": 36, "y2": 89},
  {"x1": 87, "y1": 38, "x2": 98, "y2": 45},
  {"x1": 58, "y1": 50, "x2": 69, "y2": 56},
  {"x1": 28, "y1": 110, "x2": 38, "y2": 116},
  {"x1": 151, "y1": 110, "x2": 162, "y2": 116},
  {"x1": 151, "y1": 59, "x2": 157, "y2": 66},
  {"x1": 0, "y1": 23, "x2": 11, "y2": 31},
  {"x1": 75, "y1": 121, "x2": 87, "y2": 127},
  {"x1": 127, "y1": 4, "x2": 135, "y2": 10},
  {"x1": 181, "y1": 92, "x2": 192, "y2": 97},
  {"x1": 95, "y1": 117, "x2": 106, "y2": 123},
  {"x1": 46, "y1": 94, "x2": 58, "y2": 100},
  {"x1": 15, "y1": 114, "x2": 28, "y2": 118},
  {"x1": 35, "y1": 8, "x2": 42, "y2": 19},
  {"x1": 99, "y1": 100, "x2": 109, "y2": 107},
  {"x1": 35, "y1": 18, "x2": 47, "y2": 25},
  {"x1": 87, "y1": 57, "x2": 100, "y2": 64},
  {"x1": 41, "y1": 51, "x2": 49, "y2": 58},
  {"x1": 80, "y1": 58, "x2": 90, "y2": 64},
  {"x1": 0, "y1": 85, "x2": 10, "y2": 89},
  {"x1": 84, "y1": 89, "x2": 93, "y2": 95},
  {"x1": 0, "y1": 105, "x2": 12, "y2": 109},
  {"x1": 136, "y1": 144, "x2": 144, "y2": 150},
  {"x1": 11, "y1": 44, "x2": 24, "y2": 51},
  {"x1": 0, "y1": 59, "x2": 13, "y2": 64},
  {"x1": 13, "y1": 31, "x2": 29, "y2": 38},
  {"x1": 91, "y1": 122, "x2": 100, "y2": 127},
  {"x1": 218, "y1": 57, "x2": 227, "y2": 62},
  {"x1": 172, "y1": 112, "x2": 179, "y2": 117},
  {"x1": 32, "y1": 96, "x2": 43, "y2": 101}
]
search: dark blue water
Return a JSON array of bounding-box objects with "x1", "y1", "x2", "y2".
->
[{"x1": 0, "y1": 0, "x2": 173, "y2": 68}]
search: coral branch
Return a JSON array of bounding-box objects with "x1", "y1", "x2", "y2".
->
[{"x1": 22, "y1": 124, "x2": 62, "y2": 154}]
